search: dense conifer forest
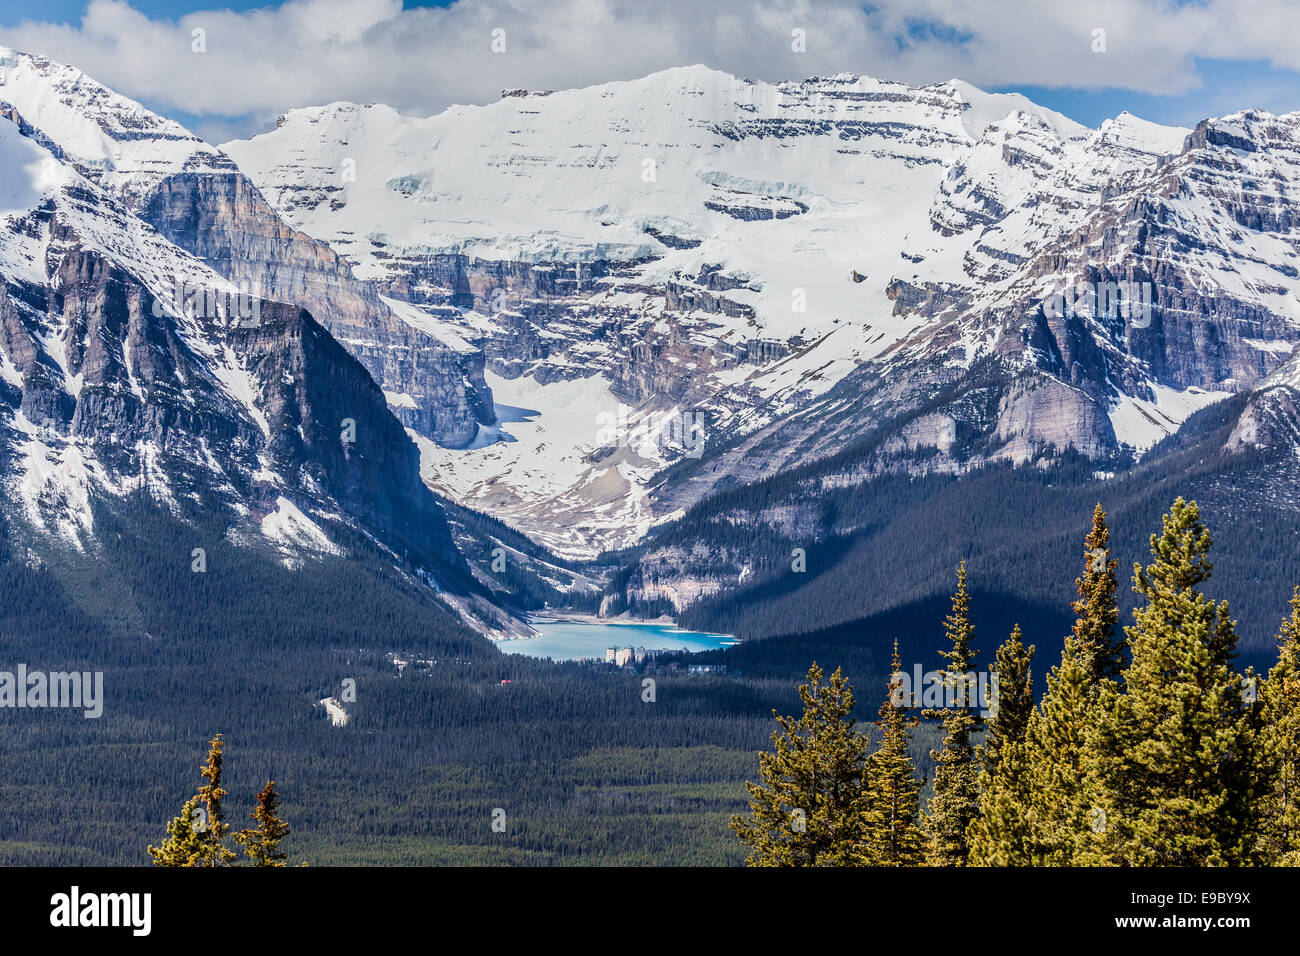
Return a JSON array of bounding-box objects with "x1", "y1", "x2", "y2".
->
[
  {"x1": 5, "y1": 466, "x2": 1298, "y2": 864},
  {"x1": 732, "y1": 499, "x2": 1300, "y2": 866},
  {"x1": 630, "y1": 395, "x2": 1300, "y2": 668},
  {"x1": 0, "y1": 495, "x2": 779, "y2": 864},
  {"x1": 1, "y1": 392, "x2": 1298, "y2": 866}
]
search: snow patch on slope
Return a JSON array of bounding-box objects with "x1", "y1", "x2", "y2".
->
[
  {"x1": 6, "y1": 415, "x2": 94, "y2": 548},
  {"x1": 1099, "y1": 111, "x2": 1190, "y2": 156},
  {"x1": 1109, "y1": 384, "x2": 1230, "y2": 453},
  {"x1": 945, "y1": 80, "x2": 1089, "y2": 142},
  {"x1": 0, "y1": 46, "x2": 220, "y2": 204},
  {"x1": 261, "y1": 496, "x2": 344, "y2": 565},
  {"x1": 411, "y1": 369, "x2": 666, "y2": 557},
  {"x1": 380, "y1": 294, "x2": 480, "y2": 354}
]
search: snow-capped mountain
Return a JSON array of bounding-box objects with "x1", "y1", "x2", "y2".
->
[
  {"x1": 224, "y1": 66, "x2": 1300, "y2": 556},
  {"x1": 6, "y1": 46, "x2": 1299, "y2": 582},
  {"x1": 0, "y1": 47, "x2": 494, "y2": 449},
  {"x1": 0, "y1": 47, "x2": 530, "y2": 636}
]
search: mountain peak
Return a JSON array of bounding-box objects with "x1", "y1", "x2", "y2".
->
[
  {"x1": 941, "y1": 78, "x2": 1091, "y2": 141},
  {"x1": 0, "y1": 45, "x2": 228, "y2": 207},
  {"x1": 1098, "y1": 110, "x2": 1190, "y2": 156}
]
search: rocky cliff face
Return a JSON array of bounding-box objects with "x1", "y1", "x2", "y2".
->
[
  {"x1": 1228, "y1": 350, "x2": 1300, "y2": 456},
  {"x1": 225, "y1": 69, "x2": 1098, "y2": 553},
  {"x1": 643, "y1": 105, "x2": 1300, "y2": 528},
  {"x1": 225, "y1": 70, "x2": 1299, "y2": 558},
  {"x1": 0, "y1": 95, "x2": 511, "y2": 634},
  {"x1": 609, "y1": 104, "x2": 1300, "y2": 618},
  {"x1": 381, "y1": 252, "x2": 771, "y2": 407},
  {"x1": 0, "y1": 47, "x2": 494, "y2": 449},
  {"x1": 12, "y1": 48, "x2": 1300, "y2": 580},
  {"x1": 139, "y1": 172, "x2": 495, "y2": 445}
]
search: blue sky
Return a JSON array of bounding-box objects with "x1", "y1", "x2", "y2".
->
[
  {"x1": 999, "y1": 58, "x2": 1300, "y2": 128},
  {"x1": 1, "y1": 0, "x2": 1296, "y2": 141}
]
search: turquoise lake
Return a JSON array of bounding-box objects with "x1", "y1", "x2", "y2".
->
[{"x1": 499, "y1": 620, "x2": 736, "y2": 660}]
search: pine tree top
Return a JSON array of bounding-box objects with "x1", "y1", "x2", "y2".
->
[
  {"x1": 197, "y1": 734, "x2": 229, "y2": 836},
  {"x1": 1136, "y1": 497, "x2": 1214, "y2": 594},
  {"x1": 984, "y1": 624, "x2": 1035, "y2": 771},
  {"x1": 878, "y1": 638, "x2": 919, "y2": 733},
  {"x1": 1069, "y1": 503, "x2": 1122, "y2": 683},
  {"x1": 731, "y1": 662, "x2": 873, "y2": 866},
  {"x1": 939, "y1": 560, "x2": 976, "y2": 673},
  {"x1": 237, "y1": 781, "x2": 292, "y2": 866}
]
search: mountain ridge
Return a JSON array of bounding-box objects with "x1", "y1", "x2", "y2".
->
[
  {"x1": 222, "y1": 64, "x2": 1296, "y2": 560},
  {"x1": 0, "y1": 58, "x2": 533, "y2": 639},
  {"x1": 5, "y1": 47, "x2": 1300, "y2": 643}
]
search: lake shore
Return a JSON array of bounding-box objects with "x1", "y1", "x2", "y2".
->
[{"x1": 500, "y1": 617, "x2": 736, "y2": 660}]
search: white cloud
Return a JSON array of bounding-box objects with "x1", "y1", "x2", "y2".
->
[{"x1": 1, "y1": 0, "x2": 1297, "y2": 138}]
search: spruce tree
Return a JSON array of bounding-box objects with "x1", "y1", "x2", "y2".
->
[
  {"x1": 864, "y1": 639, "x2": 925, "y2": 866},
  {"x1": 967, "y1": 625, "x2": 1035, "y2": 865},
  {"x1": 1257, "y1": 587, "x2": 1300, "y2": 865},
  {"x1": 148, "y1": 735, "x2": 239, "y2": 866},
  {"x1": 195, "y1": 734, "x2": 238, "y2": 866},
  {"x1": 1020, "y1": 642, "x2": 1098, "y2": 865},
  {"x1": 982, "y1": 625, "x2": 1035, "y2": 773},
  {"x1": 1073, "y1": 504, "x2": 1123, "y2": 683},
  {"x1": 1086, "y1": 498, "x2": 1258, "y2": 865},
  {"x1": 731, "y1": 663, "x2": 872, "y2": 866},
  {"x1": 236, "y1": 781, "x2": 292, "y2": 867},
  {"x1": 1015, "y1": 513, "x2": 1123, "y2": 865},
  {"x1": 147, "y1": 797, "x2": 207, "y2": 867},
  {"x1": 924, "y1": 560, "x2": 983, "y2": 866}
]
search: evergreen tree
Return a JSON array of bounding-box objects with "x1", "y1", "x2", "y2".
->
[
  {"x1": 1009, "y1": 512, "x2": 1125, "y2": 865},
  {"x1": 147, "y1": 735, "x2": 238, "y2": 866},
  {"x1": 1257, "y1": 587, "x2": 1300, "y2": 865},
  {"x1": 195, "y1": 734, "x2": 238, "y2": 866},
  {"x1": 236, "y1": 781, "x2": 292, "y2": 867},
  {"x1": 864, "y1": 639, "x2": 925, "y2": 866},
  {"x1": 1072, "y1": 504, "x2": 1123, "y2": 683},
  {"x1": 982, "y1": 625, "x2": 1035, "y2": 773},
  {"x1": 149, "y1": 736, "x2": 238, "y2": 866},
  {"x1": 1086, "y1": 498, "x2": 1259, "y2": 865},
  {"x1": 924, "y1": 560, "x2": 983, "y2": 866},
  {"x1": 731, "y1": 663, "x2": 872, "y2": 866},
  {"x1": 967, "y1": 625, "x2": 1035, "y2": 865},
  {"x1": 147, "y1": 797, "x2": 207, "y2": 867},
  {"x1": 1020, "y1": 641, "x2": 1098, "y2": 865}
]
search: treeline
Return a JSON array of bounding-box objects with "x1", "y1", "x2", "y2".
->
[
  {"x1": 442, "y1": 499, "x2": 604, "y2": 613},
  {"x1": 732, "y1": 498, "x2": 1300, "y2": 865},
  {"x1": 649, "y1": 393, "x2": 1299, "y2": 657},
  {"x1": 0, "y1": 495, "x2": 776, "y2": 866},
  {"x1": 8, "y1": 476, "x2": 1298, "y2": 866}
]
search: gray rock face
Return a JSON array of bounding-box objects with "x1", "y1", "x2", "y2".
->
[
  {"x1": 377, "y1": 251, "x2": 777, "y2": 413},
  {"x1": 1, "y1": 218, "x2": 467, "y2": 583},
  {"x1": 0, "y1": 104, "x2": 507, "y2": 631},
  {"x1": 0, "y1": 48, "x2": 494, "y2": 450},
  {"x1": 204, "y1": 65, "x2": 1300, "y2": 560},
  {"x1": 137, "y1": 171, "x2": 495, "y2": 448},
  {"x1": 612, "y1": 107, "x2": 1300, "y2": 612},
  {"x1": 1227, "y1": 351, "x2": 1300, "y2": 455},
  {"x1": 776, "y1": 109, "x2": 1300, "y2": 478}
]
